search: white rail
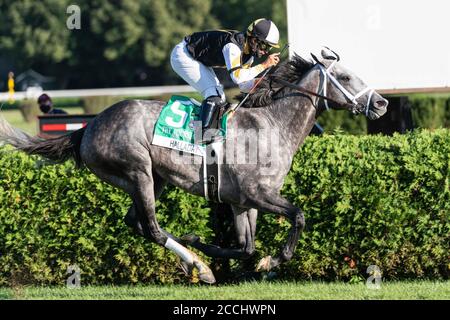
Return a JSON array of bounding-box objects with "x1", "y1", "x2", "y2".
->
[{"x1": 0, "y1": 85, "x2": 196, "y2": 101}]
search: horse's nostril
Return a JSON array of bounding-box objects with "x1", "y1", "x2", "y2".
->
[{"x1": 375, "y1": 99, "x2": 388, "y2": 108}]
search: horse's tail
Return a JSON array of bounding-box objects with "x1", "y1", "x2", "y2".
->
[{"x1": 0, "y1": 116, "x2": 85, "y2": 167}]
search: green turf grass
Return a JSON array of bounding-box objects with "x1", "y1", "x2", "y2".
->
[{"x1": 1, "y1": 281, "x2": 448, "y2": 300}]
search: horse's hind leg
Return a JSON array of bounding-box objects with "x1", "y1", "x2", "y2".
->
[
  {"x1": 129, "y1": 167, "x2": 215, "y2": 284},
  {"x1": 125, "y1": 171, "x2": 189, "y2": 246},
  {"x1": 124, "y1": 170, "x2": 169, "y2": 236},
  {"x1": 87, "y1": 165, "x2": 215, "y2": 284}
]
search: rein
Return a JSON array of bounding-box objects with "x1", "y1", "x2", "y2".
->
[
  {"x1": 271, "y1": 60, "x2": 374, "y2": 115},
  {"x1": 270, "y1": 77, "x2": 351, "y2": 109}
]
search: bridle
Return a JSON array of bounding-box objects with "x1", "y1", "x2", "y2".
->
[
  {"x1": 271, "y1": 54, "x2": 375, "y2": 116},
  {"x1": 317, "y1": 59, "x2": 375, "y2": 116}
]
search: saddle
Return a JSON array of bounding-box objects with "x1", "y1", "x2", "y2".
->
[{"x1": 152, "y1": 95, "x2": 232, "y2": 203}]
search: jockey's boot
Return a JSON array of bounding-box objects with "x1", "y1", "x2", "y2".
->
[{"x1": 199, "y1": 96, "x2": 223, "y2": 143}]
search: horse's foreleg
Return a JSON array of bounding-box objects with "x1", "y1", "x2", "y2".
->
[
  {"x1": 248, "y1": 192, "x2": 305, "y2": 272},
  {"x1": 124, "y1": 203, "x2": 184, "y2": 243}
]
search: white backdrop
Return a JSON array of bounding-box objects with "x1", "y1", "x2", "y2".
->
[{"x1": 286, "y1": 0, "x2": 450, "y2": 91}]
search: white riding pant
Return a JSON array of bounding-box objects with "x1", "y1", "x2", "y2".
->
[{"x1": 170, "y1": 41, "x2": 226, "y2": 101}]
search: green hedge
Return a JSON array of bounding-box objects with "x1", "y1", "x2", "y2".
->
[
  {"x1": 409, "y1": 96, "x2": 450, "y2": 130},
  {"x1": 0, "y1": 130, "x2": 449, "y2": 285},
  {"x1": 318, "y1": 110, "x2": 367, "y2": 135},
  {"x1": 261, "y1": 129, "x2": 450, "y2": 281},
  {"x1": 320, "y1": 95, "x2": 450, "y2": 134}
]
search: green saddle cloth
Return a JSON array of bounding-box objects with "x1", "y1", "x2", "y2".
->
[{"x1": 152, "y1": 95, "x2": 228, "y2": 156}]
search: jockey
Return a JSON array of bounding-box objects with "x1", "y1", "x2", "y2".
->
[{"x1": 170, "y1": 18, "x2": 281, "y2": 133}]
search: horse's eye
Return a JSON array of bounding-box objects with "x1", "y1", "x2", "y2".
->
[{"x1": 340, "y1": 75, "x2": 351, "y2": 82}]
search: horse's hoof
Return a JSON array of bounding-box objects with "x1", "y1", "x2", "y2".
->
[
  {"x1": 194, "y1": 260, "x2": 216, "y2": 284},
  {"x1": 256, "y1": 255, "x2": 272, "y2": 272},
  {"x1": 180, "y1": 234, "x2": 200, "y2": 245}
]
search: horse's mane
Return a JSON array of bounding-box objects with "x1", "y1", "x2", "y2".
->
[{"x1": 235, "y1": 54, "x2": 314, "y2": 108}]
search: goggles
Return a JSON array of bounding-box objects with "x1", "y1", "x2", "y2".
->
[{"x1": 257, "y1": 40, "x2": 273, "y2": 52}]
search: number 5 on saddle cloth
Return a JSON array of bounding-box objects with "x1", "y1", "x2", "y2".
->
[{"x1": 152, "y1": 95, "x2": 231, "y2": 202}]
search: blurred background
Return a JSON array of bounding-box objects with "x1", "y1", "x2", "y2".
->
[
  {"x1": 0, "y1": 0, "x2": 449, "y2": 136},
  {"x1": 0, "y1": 0, "x2": 287, "y2": 134}
]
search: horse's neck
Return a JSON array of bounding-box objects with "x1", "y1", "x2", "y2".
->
[{"x1": 266, "y1": 68, "x2": 321, "y2": 155}]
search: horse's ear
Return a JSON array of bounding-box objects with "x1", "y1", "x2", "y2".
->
[
  {"x1": 321, "y1": 47, "x2": 340, "y2": 61},
  {"x1": 310, "y1": 53, "x2": 324, "y2": 66}
]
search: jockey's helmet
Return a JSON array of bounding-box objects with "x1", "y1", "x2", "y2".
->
[{"x1": 246, "y1": 18, "x2": 280, "y2": 48}]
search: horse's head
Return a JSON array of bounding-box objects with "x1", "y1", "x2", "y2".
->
[{"x1": 311, "y1": 48, "x2": 388, "y2": 120}]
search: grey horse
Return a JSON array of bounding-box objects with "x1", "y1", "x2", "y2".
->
[{"x1": 0, "y1": 49, "x2": 388, "y2": 284}]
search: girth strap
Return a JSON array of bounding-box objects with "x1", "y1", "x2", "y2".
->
[{"x1": 204, "y1": 141, "x2": 223, "y2": 203}]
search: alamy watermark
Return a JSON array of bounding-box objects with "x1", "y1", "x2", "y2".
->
[
  {"x1": 366, "y1": 5, "x2": 381, "y2": 31},
  {"x1": 66, "y1": 4, "x2": 81, "y2": 30},
  {"x1": 66, "y1": 264, "x2": 81, "y2": 289},
  {"x1": 366, "y1": 265, "x2": 382, "y2": 289},
  {"x1": 169, "y1": 126, "x2": 282, "y2": 176}
]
